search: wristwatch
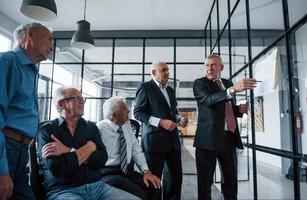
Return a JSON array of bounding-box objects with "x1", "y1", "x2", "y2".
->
[
  {"x1": 229, "y1": 87, "x2": 236, "y2": 96},
  {"x1": 70, "y1": 147, "x2": 76, "y2": 152},
  {"x1": 143, "y1": 170, "x2": 151, "y2": 175}
]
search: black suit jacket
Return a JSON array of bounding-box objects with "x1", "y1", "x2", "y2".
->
[
  {"x1": 133, "y1": 79, "x2": 181, "y2": 153},
  {"x1": 193, "y1": 77, "x2": 244, "y2": 151}
]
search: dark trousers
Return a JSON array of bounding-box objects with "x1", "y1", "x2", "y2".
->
[
  {"x1": 101, "y1": 167, "x2": 156, "y2": 200},
  {"x1": 144, "y1": 149, "x2": 182, "y2": 200},
  {"x1": 195, "y1": 133, "x2": 238, "y2": 200},
  {"x1": 5, "y1": 137, "x2": 35, "y2": 200}
]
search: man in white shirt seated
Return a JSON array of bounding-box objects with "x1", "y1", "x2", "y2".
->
[{"x1": 96, "y1": 97, "x2": 161, "y2": 200}]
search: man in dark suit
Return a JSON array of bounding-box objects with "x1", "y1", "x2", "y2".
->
[
  {"x1": 193, "y1": 54, "x2": 257, "y2": 200},
  {"x1": 134, "y1": 61, "x2": 188, "y2": 200}
]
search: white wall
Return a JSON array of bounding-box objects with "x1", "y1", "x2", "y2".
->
[
  {"x1": 296, "y1": 24, "x2": 307, "y2": 155},
  {"x1": 255, "y1": 91, "x2": 282, "y2": 168},
  {"x1": 0, "y1": 11, "x2": 18, "y2": 38}
]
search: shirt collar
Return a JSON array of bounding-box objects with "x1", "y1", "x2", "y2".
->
[
  {"x1": 106, "y1": 119, "x2": 121, "y2": 133},
  {"x1": 214, "y1": 78, "x2": 222, "y2": 83},
  {"x1": 57, "y1": 116, "x2": 86, "y2": 127},
  {"x1": 13, "y1": 46, "x2": 35, "y2": 66},
  {"x1": 153, "y1": 79, "x2": 168, "y2": 89}
]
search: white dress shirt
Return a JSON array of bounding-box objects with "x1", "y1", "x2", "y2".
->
[
  {"x1": 149, "y1": 79, "x2": 181, "y2": 127},
  {"x1": 214, "y1": 78, "x2": 233, "y2": 99},
  {"x1": 96, "y1": 119, "x2": 149, "y2": 172},
  {"x1": 214, "y1": 78, "x2": 234, "y2": 130}
]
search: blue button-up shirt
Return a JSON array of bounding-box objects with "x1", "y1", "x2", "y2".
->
[{"x1": 0, "y1": 47, "x2": 39, "y2": 175}]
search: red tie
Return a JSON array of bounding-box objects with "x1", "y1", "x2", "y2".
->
[{"x1": 216, "y1": 80, "x2": 237, "y2": 133}]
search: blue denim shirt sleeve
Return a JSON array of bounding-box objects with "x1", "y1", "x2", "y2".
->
[{"x1": 0, "y1": 52, "x2": 22, "y2": 175}]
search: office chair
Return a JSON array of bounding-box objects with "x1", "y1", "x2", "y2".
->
[
  {"x1": 29, "y1": 140, "x2": 45, "y2": 200},
  {"x1": 128, "y1": 119, "x2": 141, "y2": 171},
  {"x1": 28, "y1": 121, "x2": 49, "y2": 200},
  {"x1": 129, "y1": 119, "x2": 140, "y2": 139}
]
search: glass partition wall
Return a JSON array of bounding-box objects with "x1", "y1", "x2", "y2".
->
[
  {"x1": 36, "y1": 0, "x2": 307, "y2": 198},
  {"x1": 38, "y1": 35, "x2": 204, "y2": 137},
  {"x1": 205, "y1": 0, "x2": 307, "y2": 199}
]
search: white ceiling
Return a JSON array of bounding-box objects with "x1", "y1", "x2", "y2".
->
[
  {"x1": 0, "y1": 0, "x2": 214, "y2": 31},
  {"x1": 0, "y1": 0, "x2": 305, "y2": 35},
  {"x1": 1, "y1": 0, "x2": 305, "y2": 33}
]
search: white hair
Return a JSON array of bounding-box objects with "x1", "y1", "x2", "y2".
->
[
  {"x1": 13, "y1": 22, "x2": 51, "y2": 46},
  {"x1": 103, "y1": 97, "x2": 126, "y2": 120},
  {"x1": 53, "y1": 86, "x2": 70, "y2": 113},
  {"x1": 205, "y1": 54, "x2": 223, "y2": 65},
  {"x1": 150, "y1": 61, "x2": 166, "y2": 76}
]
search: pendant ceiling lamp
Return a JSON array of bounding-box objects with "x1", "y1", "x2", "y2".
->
[
  {"x1": 71, "y1": 0, "x2": 95, "y2": 49},
  {"x1": 20, "y1": 0, "x2": 57, "y2": 21}
]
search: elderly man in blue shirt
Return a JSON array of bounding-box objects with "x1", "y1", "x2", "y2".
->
[{"x1": 0, "y1": 22, "x2": 53, "y2": 200}]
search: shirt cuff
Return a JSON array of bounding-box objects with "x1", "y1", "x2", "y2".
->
[
  {"x1": 140, "y1": 165, "x2": 149, "y2": 173},
  {"x1": 149, "y1": 116, "x2": 160, "y2": 127},
  {"x1": 226, "y1": 88, "x2": 233, "y2": 99}
]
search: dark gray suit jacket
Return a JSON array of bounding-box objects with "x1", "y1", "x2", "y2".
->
[
  {"x1": 193, "y1": 77, "x2": 244, "y2": 151},
  {"x1": 133, "y1": 79, "x2": 181, "y2": 153}
]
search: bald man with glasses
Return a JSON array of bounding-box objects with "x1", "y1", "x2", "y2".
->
[
  {"x1": 36, "y1": 86, "x2": 140, "y2": 200},
  {"x1": 60, "y1": 96, "x2": 86, "y2": 104}
]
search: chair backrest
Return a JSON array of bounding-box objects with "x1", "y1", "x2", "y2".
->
[
  {"x1": 29, "y1": 139, "x2": 45, "y2": 199},
  {"x1": 28, "y1": 121, "x2": 50, "y2": 199},
  {"x1": 129, "y1": 119, "x2": 140, "y2": 139}
]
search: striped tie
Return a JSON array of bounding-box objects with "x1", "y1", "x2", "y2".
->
[
  {"x1": 216, "y1": 80, "x2": 237, "y2": 133},
  {"x1": 118, "y1": 126, "x2": 128, "y2": 174}
]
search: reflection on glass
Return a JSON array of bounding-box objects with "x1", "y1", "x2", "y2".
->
[
  {"x1": 249, "y1": 0, "x2": 284, "y2": 51},
  {"x1": 113, "y1": 75, "x2": 142, "y2": 98},
  {"x1": 293, "y1": 24, "x2": 307, "y2": 156},
  {"x1": 256, "y1": 152, "x2": 294, "y2": 199},
  {"x1": 0, "y1": 34, "x2": 11, "y2": 52},
  {"x1": 211, "y1": 1, "x2": 218, "y2": 46},
  {"x1": 177, "y1": 101, "x2": 198, "y2": 137},
  {"x1": 177, "y1": 65, "x2": 203, "y2": 98},
  {"x1": 300, "y1": 179, "x2": 307, "y2": 199},
  {"x1": 53, "y1": 65, "x2": 74, "y2": 86},
  {"x1": 38, "y1": 92, "x2": 51, "y2": 122},
  {"x1": 86, "y1": 39, "x2": 113, "y2": 62},
  {"x1": 39, "y1": 63, "x2": 53, "y2": 82},
  {"x1": 218, "y1": 0, "x2": 228, "y2": 31},
  {"x1": 176, "y1": 46, "x2": 205, "y2": 62},
  {"x1": 55, "y1": 44, "x2": 83, "y2": 63},
  {"x1": 288, "y1": 0, "x2": 307, "y2": 27},
  {"x1": 84, "y1": 64, "x2": 112, "y2": 98},
  {"x1": 252, "y1": 45, "x2": 291, "y2": 151},
  {"x1": 115, "y1": 39, "x2": 143, "y2": 62},
  {"x1": 145, "y1": 39, "x2": 174, "y2": 62},
  {"x1": 84, "y1": 99, "x2": 104, "y2": 122},
  {"x1": 253, "y1": 48, "x2": 279, "y2": 97}
]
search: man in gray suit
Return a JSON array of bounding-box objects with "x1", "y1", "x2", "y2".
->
[
  {"x1": 193, "y1": 54, "x2": 256, "y2": 200},
  {"x1": 134, "y1": 61, "x2": 188, "y2": 200}
]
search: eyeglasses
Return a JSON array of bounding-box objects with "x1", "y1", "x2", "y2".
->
[{"x1": 61, "y1": 96, "x2": 86, "y2": 104}]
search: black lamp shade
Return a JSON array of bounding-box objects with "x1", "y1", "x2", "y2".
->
[
  {"x1": 71, "y1": 20, "x2": 95, "y2": 49},
  {"x1": 20, "y1": 0, "x2": 57, "y2": 21}
]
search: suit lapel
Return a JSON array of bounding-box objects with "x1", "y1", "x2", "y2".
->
[
  {"x1": 204, "y1": 77, "x2": 220, "y2": 92},
  {"x1": 150, "y1": 80, "x2": 171, "y2": 109},
  {"x1": 221, "y1": 78, "x2": 230, "y2": 89},
  {"x1": 166, "y1": 86, "x2": 174, "y2": 109}
]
